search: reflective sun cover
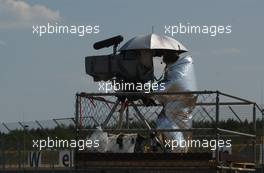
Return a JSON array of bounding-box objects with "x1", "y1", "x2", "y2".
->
[{"x1": 155, "y1": 55, "x2": 197, "y2": 152}]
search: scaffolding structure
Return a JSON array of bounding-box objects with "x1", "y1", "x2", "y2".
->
[
  {"x1": 0, "y1": 91, "x2": 263, "y2": 172},
  {"x1": 75, "y1": 91, "x2": 264, "y2": 172}
]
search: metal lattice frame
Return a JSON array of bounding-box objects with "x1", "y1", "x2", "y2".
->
[{"x1": 75, "y1": 91, "x2": 263, "y2": 164}]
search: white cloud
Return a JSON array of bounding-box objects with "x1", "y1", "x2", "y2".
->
[{"x1": 0, "y1": 0, "x2": 61, "y2": 28}]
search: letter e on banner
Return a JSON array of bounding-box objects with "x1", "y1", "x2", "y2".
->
[{"x1": 59, "y1": 150, "x2": 74, "y2": 167}]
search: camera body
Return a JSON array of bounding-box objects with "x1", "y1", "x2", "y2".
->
[{"x1": 85, "y1": 35, "x2": 154, "y2": 83}]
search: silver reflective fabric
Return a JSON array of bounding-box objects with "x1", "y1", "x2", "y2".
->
[
  {"x1": 155, "y1": 55, "x2": 197, "y2": 152},
  {"x1": 106, "y1": 134, "x2": 137, "y2": 153},
  {"x1": 87, "y1": 126, "x2": 108, "y2": 152},
  {"x1": 119, "y1": 34, "x2": 188, "y2": 52}
]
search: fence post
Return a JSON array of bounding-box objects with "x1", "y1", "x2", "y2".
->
[
  {"x1": 253, "y1": 104, "x2": 256, "y2": 164},
  {"x1": 215, "y1": 91, "x2": 220, "y2": 163},
  {"x1": 262, "y1": 108, "x2": 264, "y2": 173},
  {"x1": 74, "y1": 93, "x2": 80, "y2": 170},
  {"x1": 1, "y1": 137, "x2": 5, "y2": 170},
  {"x1": 18, "y1": 141, "x2": 21, "y2": 169}
]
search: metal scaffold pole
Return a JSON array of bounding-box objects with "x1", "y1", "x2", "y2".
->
[
  {"x1": 253, "y1": 104, "x2": 256, "y2": 164},
  {"x1": 215, "y1": 91, "x2": 220, "y2": 163},
  {"x1": 75, "y1": 93, "x2": 80, "y2": 169}
]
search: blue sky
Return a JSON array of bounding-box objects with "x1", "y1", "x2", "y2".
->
[{"x1": 0, "y1": 0, "x2": 263, "y2": 122}]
